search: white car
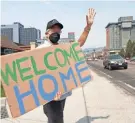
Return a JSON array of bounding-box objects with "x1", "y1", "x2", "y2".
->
[{"x1": 87, "y1": 58, "x2": 92, "y2": 61}]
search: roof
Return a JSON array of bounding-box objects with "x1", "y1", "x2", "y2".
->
[
  {"x1": 14, "y1": 42, "x2": 25, "y2": 46},
  {"x1": 106, "y1": 20, "x2": 135, "y2": 28},
  {"x1": 19, "y1": 46, "x2": 31, "y2": 50},
  {"x1": 0, "y1": 36, "x2": 24, "y2": 51},
  {"x1": 105, "y1": 22, "x2": 118, "y2": 28}
]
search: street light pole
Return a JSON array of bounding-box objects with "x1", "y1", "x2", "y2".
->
[{"x1": 93, "y1": 49, "x2": 95, "y2": 60}]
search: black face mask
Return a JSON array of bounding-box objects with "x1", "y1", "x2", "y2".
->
[{"x1": 49, "y1": 32, "x2": 60, "y2": 44}]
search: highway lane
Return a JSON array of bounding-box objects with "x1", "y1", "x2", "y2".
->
[{"x1": 87, "y1": 60, "x2": 135, "y2": 95}]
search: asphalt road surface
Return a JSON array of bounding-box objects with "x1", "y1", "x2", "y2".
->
[{"x1": 87, "y1": 60, "x2": 135, "y2": 96}]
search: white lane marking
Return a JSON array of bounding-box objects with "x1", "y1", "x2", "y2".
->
[
  {"x1": 124, "y1": 83, "x2": 135, "y2": 90},
  {"x1": 93, "y1": 67, "x2": 113, "y2": 79},
  {"x1": 124, "y1": 79, "x2": 135, "y2": 81},
  {"x1": 117, "y1": 80, "x2": 123, "y2": 83},
  {"x1": 107, "y1": 74, "x2": 113, "y2": 78},
  {"x1": 117, "y1": 80, "x2": 135, "y2": 90},
  {"x1": 100, "y1": 71, "x2": 113, "y2": 78},
  {"x1": 89, "y1": 65, "x2": 135, "y2": 90}
]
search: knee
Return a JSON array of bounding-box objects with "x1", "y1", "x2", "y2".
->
[
  {"x1": 52, "y1": 111, "x2": 63, "y2": 120},
  {"x1": 52, "y1": 114, "x2": 64, "y2": 123}
]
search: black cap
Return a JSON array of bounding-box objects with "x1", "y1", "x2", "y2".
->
[{"x1": 46, "y1": 19, "x2": 63, "y2": 31}]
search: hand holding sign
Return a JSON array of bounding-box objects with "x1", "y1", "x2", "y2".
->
[
  {"x1": 86, "y1": 8, "x2": 96, "y2": 28},
  {"x1": 54, "y1": 92, "x2": 62, "y2": 101}
]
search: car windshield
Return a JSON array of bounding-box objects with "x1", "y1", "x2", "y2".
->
[{"x1": 109, "y1": 55, "x2": 123, "y2": 60}]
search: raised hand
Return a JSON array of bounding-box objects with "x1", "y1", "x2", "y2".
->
[
  {"x1": 54, "y1": 92, "x2": 62, "y2": 101},
  {"x1": 86, "y1": 8, "x2": 96, "y2": 28}
]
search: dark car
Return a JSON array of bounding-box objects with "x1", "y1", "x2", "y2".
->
[{"x1": 103, "y1": 54, "x2": 128, "y2": 70}]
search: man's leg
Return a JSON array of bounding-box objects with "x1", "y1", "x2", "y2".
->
[
  {"x1": 61, "y1": 99, "x2": 66, "y2": 110},
  {"x1": 43, "y1": 99, "x2": 66, "y2": 123}
]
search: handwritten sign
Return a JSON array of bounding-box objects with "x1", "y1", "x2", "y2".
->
[{"x1": 0, "y1": 42, "x2": 91, "y2": 118}]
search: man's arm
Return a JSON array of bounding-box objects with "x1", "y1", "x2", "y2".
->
[{"x1": 78, "y1": 8, "x2": 96, "y2": 47}]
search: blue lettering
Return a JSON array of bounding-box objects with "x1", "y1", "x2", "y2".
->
[
  {"x1": 38, "y1": 74, "x2": 58, "y2": 102},
  {"x1": 75, "y1": 61, "x2": 91, "y2": 83},
  {"x1": 59, "y1": 67, "x2": 77, "y2": 92},
  {"x1": 14, "y1": 80, "x2": 40, "y2": 115}
]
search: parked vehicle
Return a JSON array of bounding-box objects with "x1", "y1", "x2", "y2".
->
[
  {"x1": 103, "y1": 54, "x2": 128, "y2": 70},
  {"x1": 130, "y1": 56, "x2": 135, "y2": 62},
  {"x1": 87, "y1": 58, "x2": 92, "y2": 61},
  {"x1": 126, "y1": 57, "x2": 130, "y2": 60}
]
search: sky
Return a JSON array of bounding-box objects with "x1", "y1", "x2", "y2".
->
[{"x1": 1, "y1": 1, "x2": 135, "y2": 49}]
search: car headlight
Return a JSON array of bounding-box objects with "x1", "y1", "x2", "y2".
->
[{"x1": 110, "y1": 61, "x2": 115, "y2": 63}]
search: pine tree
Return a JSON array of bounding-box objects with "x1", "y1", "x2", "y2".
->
[
  {"x1": 132, "y1": 41, "x2": 135, "y2": 57},
  {"x1": 119, "y1": 48, "x2": 125, "y2": 57},
  {"x1": 125, "y1": 40, "x2": 133, "y2": 58}
]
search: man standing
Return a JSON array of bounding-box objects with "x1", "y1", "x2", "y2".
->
[{"x1": 37, "y1": 8, "x2": 96, "y2": 123}]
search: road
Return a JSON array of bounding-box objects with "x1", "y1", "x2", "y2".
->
[{"x1": 87, "y1": 60, "x2": 135, "y2": 96}]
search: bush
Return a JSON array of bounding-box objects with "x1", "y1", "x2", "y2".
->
[{"x1": 0, "y1": 85, "x2": 5, "y2": 97}]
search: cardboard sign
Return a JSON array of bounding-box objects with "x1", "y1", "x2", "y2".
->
[{"x1": 0, "y1": 42, "x2": 91, "y2": 118}]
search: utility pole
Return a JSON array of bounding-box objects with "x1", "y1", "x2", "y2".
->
[{"x1": 93, "y1": 49, "x2": 96, "y2": 60}]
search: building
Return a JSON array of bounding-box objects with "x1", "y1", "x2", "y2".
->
[
  {"x1": 1, "y1": 22, "x2": 41, "y2": 45},
  {"x1": 20, "y1": 28, "x2": 40, "y2": 45},
  {"x1": 0, "y1": 36, "x2": 39, "y2": 55},
  {"x1": 0, "y1": 36, "x2": 24, "y2": 55},
  {"x1": 68, "y1": 32, "x2": 75, "y2": 41},
  {"x1": 59, "y1": 32, "x2": 75, "y2": 44},
  {"x1": 1, "y1": 28, "x2": 13, "y2": 41},
  {"x1": 59, "y1": 38, "x2": 71, "y2": 44},
  {"x1": 1, "y1": 22, "x2": 24, "y2": 43},
  {"x1": 28, "y1": 32, "x2": 75, "y2": 47},
  {"x1": 36, "y1": 39, "x2": 45, "y2": 45},
  {"x1": 19, "y1": 45, "x2": 31, "y2": 51},
  {"x1": 37, "y1": 29, "x2": 41, "y2": 39},
  {"x1": 106, "y1": 16, "x2": 135, "y2": 51}
]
